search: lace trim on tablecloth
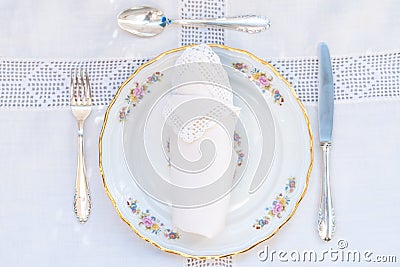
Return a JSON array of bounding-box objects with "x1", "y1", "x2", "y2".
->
[
  {"x1": 1, "y1": 52, "x2": 400, "y2": 109},
  {"x1": 179, "y1": 0, "x2": 225, "y2": 46},
  {"x1": 268, "y1": 52, "x2": 400, "y2": 104},
  {"x1": 186, "y1": 257, "x2": 233, "y2": 267},
  {"x1": 0, "y1": 58, "x2": 148, "y2": 109}
]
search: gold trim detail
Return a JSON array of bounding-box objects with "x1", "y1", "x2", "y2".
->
[{"x1": 98, "y1": 44, "x2": 314, "y2": 259}]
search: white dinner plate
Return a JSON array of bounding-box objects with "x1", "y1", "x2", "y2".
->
[{"x1": 99, "y1": 44, "x2": 313, "y2": 258}]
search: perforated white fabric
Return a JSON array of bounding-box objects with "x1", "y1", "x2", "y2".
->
[
  {"x1": 164, "y1": 44, "x2": 239, "y2": 143},
  {"x1": 0, "y1": 58, "x2": 148, "y2": 109},
  {"x1": 179, "y1": 0, "x2": 226, "y2": 46},
  {"x1": 267, "y1": 52, "x2": 400, "y2": 103},
  {"x1": 186, "y1": 257, "x2": 233, "y2": 267},
  {"x1": 173, "y1": 44, "x2": 231, "y2": 95},
  {"x1": 2, "y1": 52, "x2": 400, "y2": 110}
]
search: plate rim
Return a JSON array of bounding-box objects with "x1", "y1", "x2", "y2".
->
[{"x1": 98, "y1": 44, "x2": 314, "y2": 259}]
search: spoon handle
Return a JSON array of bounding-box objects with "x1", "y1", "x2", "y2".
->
[{"x1": 173, "y1": 15, "x2": 270, "y2": 33}]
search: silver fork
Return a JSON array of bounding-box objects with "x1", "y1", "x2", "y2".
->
[{"x1": 70, "y1": 69, "x2": 92, "y2": 223}]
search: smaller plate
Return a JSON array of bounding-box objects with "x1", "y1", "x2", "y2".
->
[{"x1": 122, "y1": 68, "x2": 277, "y2": 209}]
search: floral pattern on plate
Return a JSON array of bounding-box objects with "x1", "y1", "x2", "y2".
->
[
  {"x1": 253, "y1": 177, "x2": 296, "y2": 229},
  {"x1": 233, "y1": 132, "x2": 245, "y2": 167},
  {"x1": 119, "y1": 72, "x2": 163, "y2": 121},
  {"x1": 232, "y1": 62, "x2": 284, "y2": 106},
  {"x1": 127, "y1": 198, "x2": 180, "y2": 240}
]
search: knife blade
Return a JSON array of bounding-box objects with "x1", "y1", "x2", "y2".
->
[
  {"x1": 318, "y1": 43, "x2": 334, "y2": 144},
  {"x1": 317, "y1": 42, "x2": 335, "y2": 242}
]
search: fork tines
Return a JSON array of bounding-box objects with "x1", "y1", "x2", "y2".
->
[{"x1": 70, "y1": 68, "x2": 92, "y2": 106}]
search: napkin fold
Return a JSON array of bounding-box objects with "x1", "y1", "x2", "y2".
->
[{"x1": 164, "y1": 45, "x2": 240, "y2": 238}]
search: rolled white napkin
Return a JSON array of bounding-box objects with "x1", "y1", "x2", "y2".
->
[{"x1": 164, "y1": 45, "x2": 239, "y2": 238}]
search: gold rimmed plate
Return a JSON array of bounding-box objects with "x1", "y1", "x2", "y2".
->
[{"x1": 99, "y1": 44, "x2": 313, "y2": 258}]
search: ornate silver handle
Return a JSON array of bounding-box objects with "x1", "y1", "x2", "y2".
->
[
  {"x1": 73, "y1": 120, "x2": 91, "y2": 223},
  {"x1": 173, "y1": 15, "x2": 271, "y2": 33},
  {"x1": 318, "y1": 143, "x2": 335, "y2": 241}
]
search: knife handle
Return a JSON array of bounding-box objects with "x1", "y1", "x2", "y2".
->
[{"x1": 318, "y1": 142, "x2": 335, "y2": 241}]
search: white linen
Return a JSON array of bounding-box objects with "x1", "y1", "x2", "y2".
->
[
  {"x1": 1, "y1": 102, "x2": 400, "y2": 266},
  {"x1": 0, "y1": 108, "x2": 183, "y2": 267},
  {"x1": 235, "y1": 101, "x2": 400, "y2": 266},
  {"x1": 226, "y1": 0, "x2": 400, "y2": 57},
  {"x1": 165, "y1": 45, "x2": 239, "y2": 238},
  {"x1": 0, "y1": 0, "x2": 179, "y2": 59},
  {"x1": 1, "y1": 0, "x2": 400, "y2": 267},
  {"x1": 2, "y1": 0, "x2": 400, "y2": 59},
  {"x1": 170, "y1": 124, "x2": 236, "y2": 238}
]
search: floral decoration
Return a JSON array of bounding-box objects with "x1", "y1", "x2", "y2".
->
[
  {"x1": 232, "y1": 62, "x2": 284, "y2": 106},
  {"x1": 232, "y1": 62, "x2": 248, "y2": 72},
  {"x1": 234, "y1": 131, "x2": 245, "y2": 167},
  {"x1": 119, "y1": 72, "x2": 163, "y2": 121},
  {"x1": 127, "y1": 198, "x2": 180, "y2": 240},
  {"x1": 253, "y1": 177, "x2": 296, "y2": 229}
]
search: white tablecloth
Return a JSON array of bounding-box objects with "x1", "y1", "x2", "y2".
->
[{"x1": 1, "y1": 1, "x2": 400, "y2": 267}]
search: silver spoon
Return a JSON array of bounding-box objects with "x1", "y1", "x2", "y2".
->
[{"x1": 118, "y1": 6, "x2": 271, "y2": 37}]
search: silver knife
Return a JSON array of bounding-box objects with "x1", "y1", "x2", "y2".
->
[{"x1": 317, "y1": 42, "x2": 335, "y2": 241}]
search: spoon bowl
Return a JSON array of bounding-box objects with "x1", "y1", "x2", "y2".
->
[{"x1": 118, "y1": 6, "x2": 166, "y2": 37}]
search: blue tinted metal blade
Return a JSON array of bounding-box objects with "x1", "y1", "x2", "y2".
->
[{"x1": 318, "y1": 43, "x2": 334, "y2": 144}]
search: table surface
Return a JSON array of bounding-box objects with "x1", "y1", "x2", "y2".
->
[
  {"x1": 1, "y1": 1, "x2": 400, "y2": 267},
  {"x1": 1, "y1": 0, "x2": 400, "y2": 58}
]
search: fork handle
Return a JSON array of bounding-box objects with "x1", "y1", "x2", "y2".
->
[{"x1": 74, "y1": 121, "x2": 91, "y2": 223}]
